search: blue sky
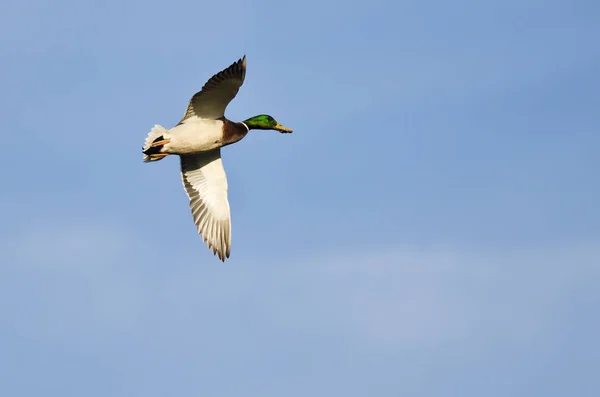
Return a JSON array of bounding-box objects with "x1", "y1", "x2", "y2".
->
[{"x1": 1, "y1": 0, "x2": 599, "y2": 395}]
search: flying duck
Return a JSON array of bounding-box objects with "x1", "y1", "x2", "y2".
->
[{"x1": 142, "y1": 55, "x2": 293, "y2": 261}]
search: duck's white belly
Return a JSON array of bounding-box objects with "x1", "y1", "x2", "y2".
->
[{"x1": 165, "y1": 119, "x2": 225, "y2": 154}]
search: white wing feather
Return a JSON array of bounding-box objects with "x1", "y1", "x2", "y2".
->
[{"x1": 180, "y1": 149, "x2": 231, "y2": 261}]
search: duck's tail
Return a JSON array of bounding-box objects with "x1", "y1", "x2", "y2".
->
[{"x1": 142, "y1": 124, "x2": 170, "y2": 162}]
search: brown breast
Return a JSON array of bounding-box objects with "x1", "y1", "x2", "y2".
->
[{"x1": 220, "y1": 118, "x2": 249, "y2": 147}]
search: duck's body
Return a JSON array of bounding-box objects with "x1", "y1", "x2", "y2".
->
[
  {"x1": 146, "y1": 118, "x2": 249, "y2": 156},
  {"x1": 141, "y1": 56, "x2": 292, "y2": 262}
]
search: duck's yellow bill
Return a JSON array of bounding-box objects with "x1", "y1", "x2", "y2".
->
[{"x1": 275, "y1": 123, "x2": 293, "y2": 133}]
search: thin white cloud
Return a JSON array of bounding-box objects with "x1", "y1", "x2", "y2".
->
[
  {"x1": 1, "y1": 219, "x2": 148, "y2": 347},
  {"x1": 3, "y1": 220, "x2": 597, "y2": 355}
]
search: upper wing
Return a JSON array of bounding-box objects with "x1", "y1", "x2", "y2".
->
[
  {"x1": 180, "y1": 149, "x2": 232, "y2": 261},
  {"x1": 178, "y1": 56, "x2": 247, "y2": 123}
]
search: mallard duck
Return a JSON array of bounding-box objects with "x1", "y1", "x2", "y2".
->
[{"x1": 142, "y1": 55, "x2": 293, "y2": 262}]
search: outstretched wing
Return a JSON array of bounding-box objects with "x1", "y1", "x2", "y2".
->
[
  {"x1": 180, "y1": 149, "x2": 232, "y2": 261},
  {"x1": 178, "y1": 56, "x2": 247, "y2": 123}
]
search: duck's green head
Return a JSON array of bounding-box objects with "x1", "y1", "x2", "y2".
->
[{"x1": 243, "y1": 115, "x2": 293, "y2": 133}]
